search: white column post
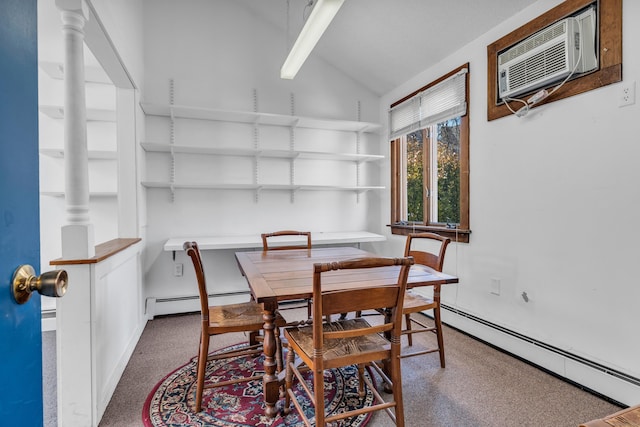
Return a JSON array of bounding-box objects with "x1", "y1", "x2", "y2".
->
[
  {"x1": 55, "y1": 2, "x2": 97, "y2": 426},
  {"x1": 57, "y1": 0, "x2": 95, "y2": 259}
]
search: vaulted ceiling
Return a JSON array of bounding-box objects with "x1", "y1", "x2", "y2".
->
[
  {"x1": 38, "y1": 0, "x2": 538, "y2": 95},
  {"x1": 236, "y1": 0, "x2": 537, "y2": 95}
]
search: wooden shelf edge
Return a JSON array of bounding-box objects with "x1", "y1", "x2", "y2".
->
[{"x1": 50, "y1": 238, "x2": 142, "y2": 265}]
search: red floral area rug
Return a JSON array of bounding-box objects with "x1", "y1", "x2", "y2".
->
[{"x1": 142, "y1": 344, "x2": 375, "y2": 426}]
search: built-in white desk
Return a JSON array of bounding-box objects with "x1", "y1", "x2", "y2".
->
[
  {"x1": 151, "y1": 232, "x2": 386, "y2": 317},
  {"x1": 163, "y1": 231, "x2": 386, "y2": 252}
]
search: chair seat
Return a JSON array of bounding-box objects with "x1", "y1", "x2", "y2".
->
[
  {"x1": 208, "y1": 301, "x2": 286, "y2": 331},
  {"x1": 403, "y1": 291, "x2": 438, "y2": 312},
  {"x1": 286, "y1": 318, "x2": 389, "y2": 363}
]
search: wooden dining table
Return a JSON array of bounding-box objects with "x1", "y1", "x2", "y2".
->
[{"x1": 235, "y1": 246, "x2": 459, "y2": 418}]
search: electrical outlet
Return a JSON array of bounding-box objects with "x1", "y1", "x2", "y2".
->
[
  {"x1": 173, "y1": 263, "x2": 183, "y2": 277},
  {"x1": 619, "y1": 81, "x2": 636, "y2": 107},
  {"x1": 490, "y1": 277, "x2": 501, "y2": 295}
]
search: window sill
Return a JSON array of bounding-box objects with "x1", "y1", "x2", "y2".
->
[{"x1": 388, "y1": 224, "x2": 470, "y2": 243}]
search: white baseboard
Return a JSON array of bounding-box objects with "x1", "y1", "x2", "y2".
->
[
  {"x1": 145, "y1": 291, "x2": 252, "y2": 319},
  {"x1": 42, "y1": 309, "x2": 57, "y2": 332},
  {"x1": 441, "y1": 306, "x2": 640, "y2": 406},
  {"x1": 42, "y1": 317, "x2": 57, "y2": 332}
]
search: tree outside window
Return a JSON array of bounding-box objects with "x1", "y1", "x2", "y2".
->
[{"x1": 404, "y1": 118, "x2": 460, "y2": 225}]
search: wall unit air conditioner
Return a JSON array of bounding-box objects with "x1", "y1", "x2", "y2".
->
[{"x1": 498, "y1": 6, "x2": 597, "y2": 101}]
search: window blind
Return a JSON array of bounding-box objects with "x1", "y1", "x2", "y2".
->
[{"x1": 389, "y1": 68, "x2": 468, "y2": 140}]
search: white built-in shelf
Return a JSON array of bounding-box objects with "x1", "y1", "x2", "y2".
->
[
  {"x1": 40, "y1": 191, "x2": 118, "y2": 198},
  {"x1": 142, "y1": 182, "x2": 258, "y2": 191},
  {"x1": 141, "y1": 181, "x2": 384, "y2": 193},
  {"x1": 140, "y1": 142, "x2": 384, "y2": 163},
  {"x1": 140, "y1": 98, "x2": 383, "y2": 199},
  {"x1": 40, "y1": 150, "x2": 117, "y2": 198},
  {"x1": 163, "y1": 231, "x2": 386, "y2": 251},
  {"x1": 40, "y1": 148, "x2": 117, "y2": 160},
  {"x1": 39, "y1": 61, "x2": 112, "y2": 84},
  {"x1": 140, "y1": 103, "x2": 382, "y2": 134},
  {"x1": 39, "y1": 105, "x2": 116, "y2": 122}
]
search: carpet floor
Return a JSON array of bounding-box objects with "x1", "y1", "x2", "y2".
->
[{"x1": 44, "y1": 310, "x2": 623, "y2": 426}]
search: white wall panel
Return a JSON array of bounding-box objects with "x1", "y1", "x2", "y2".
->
[
  {"x1": 141, "y1": 0, "x2": 383, "y2": 309},
  {"x1": 380, "y1": 0, "x2": 640, "y2": 404}
]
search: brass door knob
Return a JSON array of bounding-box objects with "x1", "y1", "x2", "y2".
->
[{"x1": 12, "y1": 265, "x2": 68, "y2": 305}]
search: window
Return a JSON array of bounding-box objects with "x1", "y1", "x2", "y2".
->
[{"x1": 390, "y1": 64, "x2": 470, "y2": 242}]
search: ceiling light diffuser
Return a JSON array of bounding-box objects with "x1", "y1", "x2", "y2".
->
[{"x1": 280, "y1": 0, "x2": 345, "y2": 79}]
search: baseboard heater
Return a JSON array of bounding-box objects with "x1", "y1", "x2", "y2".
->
[{"x1": 440, "y1": 304, "x2": 639, "y2": 404}]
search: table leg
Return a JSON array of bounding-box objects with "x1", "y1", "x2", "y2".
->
[
  {"x1": 261, "y1": 300, "x2": 280, "y2": 418},
  {"x1": 382, "y1": 307, "x2": 393, "y2": 393}
]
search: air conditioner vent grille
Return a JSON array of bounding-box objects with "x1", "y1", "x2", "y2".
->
[
  {"x1": 499, "y1": 20, "x2": 567, "y2": 65},
  {"x1": 497, "y1": 6, "x2": 597, "y2": 101},
  {"x1": 505, "y1": 42, "x2": 567, "y2": 93}
]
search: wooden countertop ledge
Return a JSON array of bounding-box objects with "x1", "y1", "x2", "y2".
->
[{"x1": 50, "y1": 238, "x2": 141, "y2": 266}]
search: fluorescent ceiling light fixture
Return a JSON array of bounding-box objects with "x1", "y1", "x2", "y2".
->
[{"x1": 280, "y1": 0, "x2": 345, "y2": 79}]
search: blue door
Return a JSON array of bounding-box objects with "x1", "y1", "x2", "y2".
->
[{"x1": 0, "y1": 0, "x2": 44, "y2": 425}]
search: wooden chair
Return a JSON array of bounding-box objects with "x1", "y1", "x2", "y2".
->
[
  {"x1": 261, "y1": 230, "x2": 313, "y2": 320},
  {"x1": 283, "y1": 256, "x2": 414, "y2": 427},
  {"x1": 261, "y1": 230, "x2": 312, "y2": 251},
  {"x1": 183, "y1": 241, "x2": 286, "y2": 412},
  {"x1": 401, "y1": 232, "x2": 451, "y2": 366}
]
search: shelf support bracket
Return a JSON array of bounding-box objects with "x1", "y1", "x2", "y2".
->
[
  {"x1": 169, "y1": 78, "x2": 176, "y2": 203},
  {"x1": 253, "y1": 88, "x2": 260, "y2": 203},
  {"x1": 289, "y1": 92, "x2": 296, "y2": 203},
  {"x1": 356, "y1": 100, "x2": 362, "y2": 204}
]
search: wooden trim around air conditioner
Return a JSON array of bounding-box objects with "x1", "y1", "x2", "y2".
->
[{"x1": 487, "y1": 0, "x2": 622, "y2": 121}]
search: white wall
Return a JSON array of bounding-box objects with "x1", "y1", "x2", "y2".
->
[
  {"x1": 90, "y1": 0, "x2": 145, "y2": 90},
  {"x1": 89, "y1": 0, "x2": 147, "y2": 242},
  {"x1": 379, "y1": 0, "x2": 640, "y2": 404},
  {"x1": 141, "y1": 0, "x2": 383, "y2": 307}
]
